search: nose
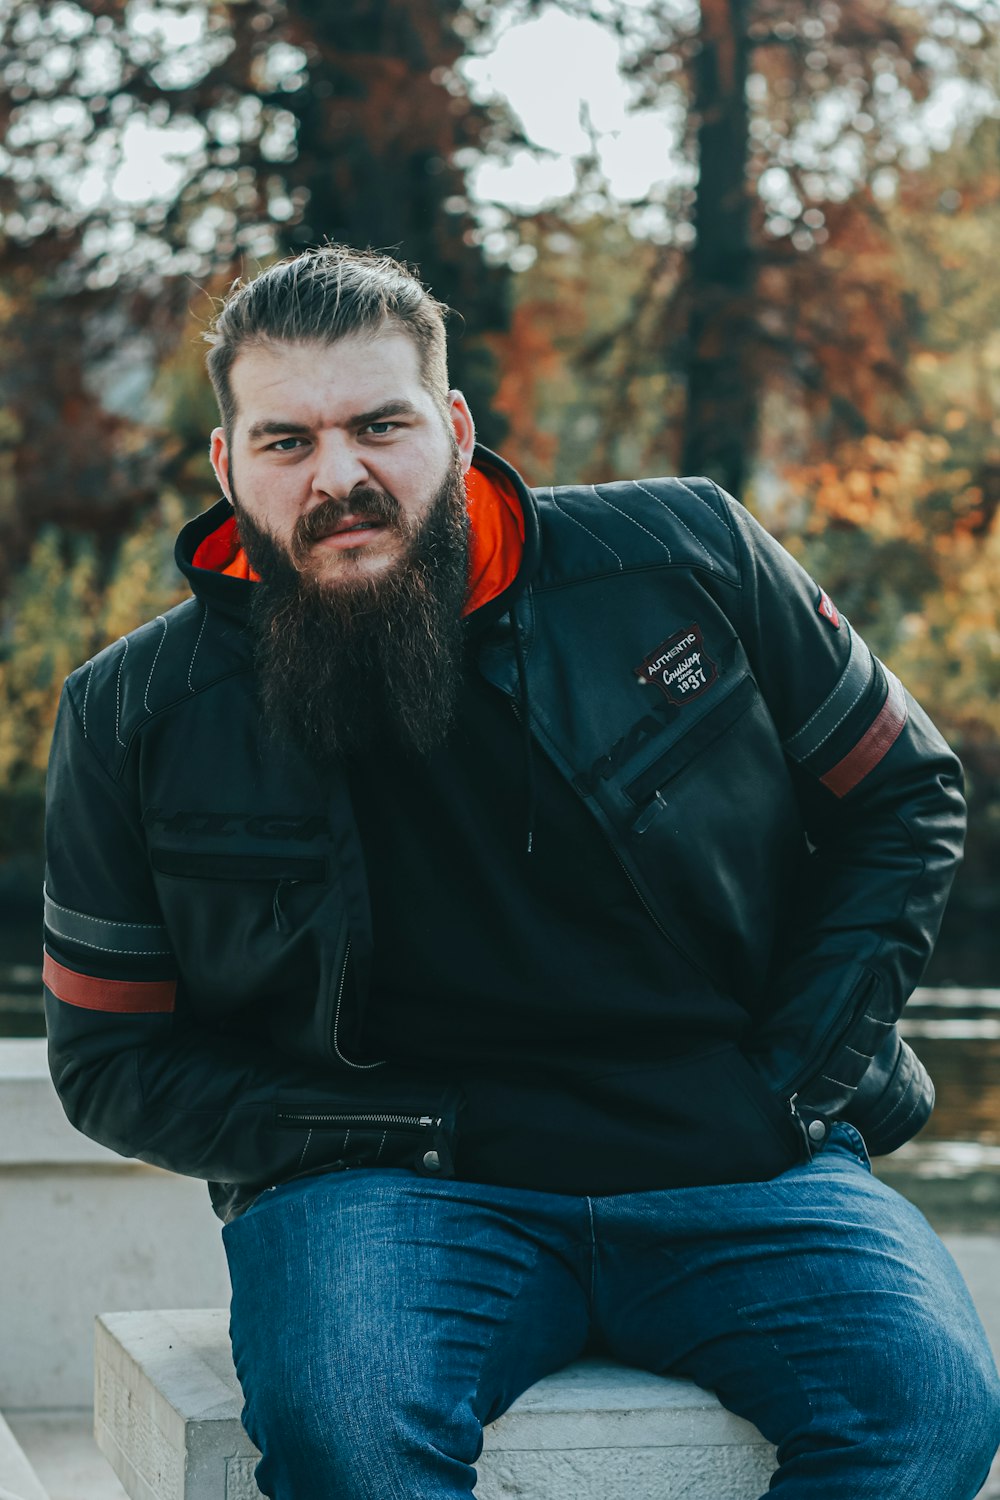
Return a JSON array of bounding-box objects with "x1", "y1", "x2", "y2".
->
[{"x1": 307, "y1": 433, "x2": 370, "y2": 505}]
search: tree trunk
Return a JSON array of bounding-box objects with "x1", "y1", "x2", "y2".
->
[
  {"x1": 282, "y1": 0, "x2": 510, "y2": 447},
  {"x1": 681, "y1": 0, "x2": 755, "y2": 497}
]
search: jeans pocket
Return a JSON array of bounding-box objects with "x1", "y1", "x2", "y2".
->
[{"x1": 824, "y1": 1120, "x2": 872, "y2": 1173}]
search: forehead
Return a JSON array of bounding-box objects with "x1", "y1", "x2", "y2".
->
[{"x1": 228, "y1": 330, "x2": 426, "y2": 429}]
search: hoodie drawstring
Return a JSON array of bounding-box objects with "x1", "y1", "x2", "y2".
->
[{"x1": 510, "y1": 596, "x2": 537, "y2": 856}]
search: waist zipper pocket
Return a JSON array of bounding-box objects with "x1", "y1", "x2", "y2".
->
[
  {"x1": 275, "y1": 1112, "x2": 442, "y2": 1129},
  {"x1": 274, "y1": 1109, "x2": 451, "y2": 1178}
]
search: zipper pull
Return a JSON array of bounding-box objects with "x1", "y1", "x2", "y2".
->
[
  {"x1": 788, "y1": 1093, "x2": 812, "y2": 1159},
  {"x1": 788, "y1": 1093, "x2": 829, "y2": 1159},
  {"x1": 632, "y1": 791, "x2": 668, "y2": 836},
  {"x1": 272, "y1": 880, "x2": 299, "y2": 934}
]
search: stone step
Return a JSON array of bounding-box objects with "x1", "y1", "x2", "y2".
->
[
  {"x1": 0, "y1": 1411, "x2": 49, "y2": 1500},
  {"x1": 94, "y1": 1309, "x2": 777, "y2": 1500}
]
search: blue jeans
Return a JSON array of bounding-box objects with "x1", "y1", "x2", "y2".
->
[{"x1": 223, "y1": 1124, "x2": 1000, "y2": 1498}]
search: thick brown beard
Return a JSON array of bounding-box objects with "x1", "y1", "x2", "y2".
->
[{"x1": 232, "y1": 452, "x2": 470, "y2": 765}]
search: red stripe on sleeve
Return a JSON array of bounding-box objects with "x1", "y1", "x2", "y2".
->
[
  {"x1": 820, "y1": 676, "x2": 908, "y2": 798},
  {"x1": 43, "y1": 953, "x2": 176, "y2": 1014}
]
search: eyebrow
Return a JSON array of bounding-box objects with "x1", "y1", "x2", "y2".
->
[{"x1": 246, "y1": 399, "x2": 421, "y2": 443}]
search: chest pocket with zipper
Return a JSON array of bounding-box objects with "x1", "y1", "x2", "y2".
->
[{"x1": 624, "y1": 673, "x2": 759, "y2": 835}]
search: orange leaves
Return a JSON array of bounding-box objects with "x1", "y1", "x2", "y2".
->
[
  {"x1": 785, "y1": 427, "x2": 1000, "y2": 737},
  {"x1": 787, "y1": 430, "x2": 980, "y2": 540},
  {"x1": 481, "y1": 297, "x2": 569, "y2": 480}
]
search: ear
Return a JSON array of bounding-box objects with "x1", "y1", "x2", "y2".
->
[
  {"x1": 210, "y1": 428, "x2": 233, "y2": 503},
  {"x1": 447, "y1": 391, "x2": 476, "y2": 472}
]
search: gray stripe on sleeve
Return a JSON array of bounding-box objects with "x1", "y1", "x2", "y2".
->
[
  {"x1": 43, "y1": 887, "x2": 172, "y2": 956},
  {"x1": 784, "y1": 625, "x2": 875, "y2": 763}
]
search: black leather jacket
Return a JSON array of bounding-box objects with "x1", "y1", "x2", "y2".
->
[{"x1": 43, "y1": 448, "x2": 965, "y2": 1220}]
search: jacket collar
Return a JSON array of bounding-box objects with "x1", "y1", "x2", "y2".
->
[{"x1": 175, "y1": 444, "x2": 540, "y2": 626}]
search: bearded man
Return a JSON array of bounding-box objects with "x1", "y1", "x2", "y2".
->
[{"x1": 44, "y1": 246, "x2": 1000, "y2": 1499}]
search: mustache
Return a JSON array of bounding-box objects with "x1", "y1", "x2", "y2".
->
[
  {"x1": 247, "y1": 456, "x2": 470, "y2": 763},
  {"x1": 291, "y1": 488, "x2": 404, "y2": 562}
]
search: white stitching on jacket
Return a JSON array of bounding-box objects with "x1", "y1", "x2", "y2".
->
[
  {"x1": 804, "y1": 671, "x2": 872, "y2": 754},
  {"x1": 114, "y1": 638, "x2": 129, "y2": 747},
  {"x1": 144, "y1": 616, "x2": 168, "y2": 713},
  {"x1": 187, "y1": 605, "x2": 208, "y2": 692},
  {"x1": 548, "y1": 489, "x2": 624, "y2": 569},
  {"x1": 80, "y1": 661, "x2": 95, "y2": 739},
  {"x1": 296, "y1": 1129, "x2": 313, "y2": 1171},
  {"x1": 43, "y1": 929, "x2": 172, "y2": 957},
  {"x1": 632, "y1": 480, "x2": 715, "y2": 566},
  {"x1": 786, "y1": 633, "x2": 878, "y2": 761},
  {"x1": 786, "y1": 630, "x2": 863, "y2": 741},
  {"x1": 871, "y1": 1087, "x2": 923, "y2": 1137},
  {"x1": 592, "y1": 485, "x2": 672, "y2": 561},
  {"x1": 44, "y1": 890, "x2": 167, "y2": 932},
  {"x1": 675, "y1": 477, "x2": 736, "y2": 539}
]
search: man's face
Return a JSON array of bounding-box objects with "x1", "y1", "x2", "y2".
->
[
  {"x1": 208, "y1": 329, "x2": 477, "y2": 764},
  {"x1": 209, "y1": 329, "x2": 476, "y2": 586}
]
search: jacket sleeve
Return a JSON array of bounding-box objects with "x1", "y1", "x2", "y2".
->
[
  {"x1": 720, "y1": 489, "x2": 965, "y2": 1131},
  {"x1": 43, "y1": 682, "x2": 453, "y2": 1191}
]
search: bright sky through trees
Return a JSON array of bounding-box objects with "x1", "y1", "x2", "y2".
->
[
  {"x1": 3, "y1": 0, "x2": 995, "y2": 246},
  {"x1": 460, "y1": 1, "x2": 997, "y2": 220}
]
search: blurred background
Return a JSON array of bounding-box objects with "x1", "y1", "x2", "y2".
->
[{"x1": 0, "y1": 0, "x2": 998, "y2": 1214}]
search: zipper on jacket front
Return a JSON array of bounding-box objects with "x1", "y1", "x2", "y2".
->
[
  {"x1": 602, "y1": 832, "x2": 717, "y2": 986},
  {"x1": 276, "y1": 1111, "x2": 441, "y2": 1128},
  {"x1": 787, "y1": 1093, "x2": 813, "y2": 1157},
  {"x1": 330, "y1": 938, "x2": 385, "y2": 1070}
]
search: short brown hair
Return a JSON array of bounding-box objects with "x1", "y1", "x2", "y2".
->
[{"x1": 204, "y1": 246, "x2": 451, "y2": 437}]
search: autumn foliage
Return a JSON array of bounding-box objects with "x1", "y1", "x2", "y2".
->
[{"x1": 1, "y1": 0, "x2": 999, "y2": 973}]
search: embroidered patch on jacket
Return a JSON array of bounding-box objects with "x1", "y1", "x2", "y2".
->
[
  {"x1": 635, "y1": 624, "x2": 718, "y2": 705},
  {"x1": 817, "y1": 589, "x2": 841, "y2": 629}
]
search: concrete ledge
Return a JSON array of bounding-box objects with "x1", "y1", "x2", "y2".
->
[
  {"x1": 0, "y1": 1042, "x2": 230, "y2": 1410},
  {"x1": 0, "y1": 1411, "x2": 49, "y2": 1500},
  {"x1": 0, "y1": 1040, "x2": 121, "y2": 1168},
  {"x1": 95, "y1": 1310, "x2": 777, "y2": 1500}
]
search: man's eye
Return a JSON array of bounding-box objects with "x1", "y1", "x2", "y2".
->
[
  {"x1": 269, "y1": 437, "x2": 304, "y2": 452},
  {"x1": 364, "y1": 421, "x2": 398, "y2": 436}
]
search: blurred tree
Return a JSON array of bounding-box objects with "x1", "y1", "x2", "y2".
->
[
  {"x1": 0, "y1": 491, "x2": 188, "y2": 856},
  {"x1": 473, "y1": 0, "x2": 998, "y2": 495},
  {"x1": 0, "y1": 0, "x2": 514, "y2": 584},
  {"x1": 0, "y1": 237, "x2": 192, "y2": 589},
  {"x1": 773, "y1": 116, "x2": 1000, "y2": 665},
  {"x1": 479, "y1": 214, "x2": 671, "y2": 481}
]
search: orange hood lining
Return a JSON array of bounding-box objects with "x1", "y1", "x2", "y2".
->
[{"x1": 191, "y1": 463, "x2": 525, "y2": 617}]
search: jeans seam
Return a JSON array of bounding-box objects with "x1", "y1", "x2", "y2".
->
[
  {"x1": 586, "y1": 1197, "x2": 597, "y2": 1310},
  {"x1": 729, "y1": 1299, "x2": 818, "y2": 1446},
  {"x1": 827, "y1": 1121, "x2": 872, "y2": 1172},
  {"x1": 469, "y1": 1235, "x2": 547, "y2": 1428}
]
